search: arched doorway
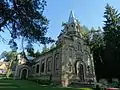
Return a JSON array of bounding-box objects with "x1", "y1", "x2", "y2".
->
[
  {"x1": 75, "y1": 61, "x2": 84, "y2": 82},
  {"x1": 78, "y1": 64, "x2": 84, "y2": 81},
  {"x1": 20, "y1": 68, "x2": 28, "y2": 80}
]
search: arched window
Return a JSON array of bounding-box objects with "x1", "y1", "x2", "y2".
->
[
  {"x1": 76, "y1": 26, "x2": 78, "y2": 29},
  {"x1": 66, "y1": 26, "x2": 68, "y2": 30},
  {"x1": 32, "y1": 66, "x2": 35, "y2": 74},
  {"x1": 71, "y1": 24, "x2": 74, "y2": 27},
  {"x1": 36, "y1": 64, "x2": 39, "y2": 73},
  {"x1": 41, "y1": 62, "x2": 45, "y2": 73},
  {"x1": 47, "y1": 57, "x2": 52, "y2": 72},
  {"x1": 79, "y1": 64, "x2": 84, "y2": 81},
  {"x1": 71, "y1": 23, "x2": 75, "y2": 28},
  {"x1": 55, "y1": 53, "x2": 59, "y2": 70}
]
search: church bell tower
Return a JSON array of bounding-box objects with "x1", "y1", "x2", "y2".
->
[
  {"x1": 58, "y1": 11, "x2": 96, "y2": 87},
  {"x1": 57, "y1": 11, "x2": 82, "y2": 45},
  {"x1": 64, "y1": 11, "x2": 82, "y2": 37}
]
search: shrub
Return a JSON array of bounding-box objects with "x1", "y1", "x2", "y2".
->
[
  {"x1": 30, "y1": 79, "x2": 51, "y2": 85},
  {"x1": 79, "y1": 88, "x2": 93, "y2": 90},
  {"x1": 94, "y1": 85, "x2": 101, "y2": 90}
]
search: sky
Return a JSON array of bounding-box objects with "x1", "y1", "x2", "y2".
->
[{"x1": 0, "y1": 0, "x2": 120, "y2": 54}]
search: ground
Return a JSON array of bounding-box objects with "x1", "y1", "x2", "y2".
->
[{"x1": 0, "y1": 80, "x2": 93, "y2": 90}]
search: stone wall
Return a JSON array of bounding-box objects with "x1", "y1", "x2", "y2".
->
[
  {"x1": 32, "y1": 47, "x2": 62, "y2": 82},
  {"x1": 60, "y1": 33, "x2": 96, "y2": 86},
  {"x1": 14, "y1": 65, "x2": 31, "y2": 80}
]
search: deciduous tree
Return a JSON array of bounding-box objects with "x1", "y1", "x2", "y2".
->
[{"x1": 0, "y1": 0, "x2": 54, "y2": 51}]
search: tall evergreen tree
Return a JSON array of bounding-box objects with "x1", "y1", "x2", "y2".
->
[
  {"x1": 103, "y1": 4, "x2": 120, "y2": 47},
  {"x1": 84, "y1": 27, "x2": 105, "y2": 80},
  {"x1": 103, "y1": 4, "x2": 120, "y2": 78},
  {"x1": 80, "y1": 25, "x2": 105, "y2": 80}
]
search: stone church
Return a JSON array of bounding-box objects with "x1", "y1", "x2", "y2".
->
[{"x1": 14, "y1": 11, "x2": 96, "y2": 87}]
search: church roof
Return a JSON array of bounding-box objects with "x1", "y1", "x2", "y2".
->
[{"x1": 68, "y1": 10, "x2": 76, "y2": 24}]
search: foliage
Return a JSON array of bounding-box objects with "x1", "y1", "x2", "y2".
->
[
  {"x1": 80, "y1": 4, "x2": 120, "y2": 80},
  {"x1": 26, "y1": 40, "x2": 35, "y2": 57},
  {"x1": 89, "y1": 27, "x2": 104, "y2": 50},
  {"x1": 103, "y1": 4, "x2": 120, "y2": 47},
  {"x1": 81, "y1": 26, "x2": 105, "y2": 80},
  {"x1": 50, "y1": 43, "x2": 56, "y2": 49},
  {"x1": 26, "y1": 48, "x2": 41, "y2": 58},
  {"x1": 26, "y1": 43, "x2": 56, "y2": 57},
  {"x1": 6, "y1": 51, "x2": 18, "y2": 61},
  {"x1": 41, "y1": 44, "x2": 49, "y2": 53},
  {"x1": 6, "y1": 67, "x2": 12, "y2": 78},
  {"x1": 80, "y1": 25, "x2": 89, "y2": 38},
  {"x1": 103, "y1": 4, "x2": 120, "y2": 78},
  {"x1": 0, "y1": 51, "x2": 8, "y2": 60},
  {"x1": 0, "y1": 51, "x2": 18, "y2": 78},
  {"x1": 0, "y1": 0, "x2": 54, "y2": 51},
  {"x1": 33, "y1": 50, "x2": 41, "y2": 57},
  {"x1": 35, "y1": 79, "x2": 51, "y2": 85},
  {"x1": 79, "y1": 88, "x2": 93, "y2": 90},
  {"x1": 0, "y1": 51, "x2": 18, "y2": 61}
]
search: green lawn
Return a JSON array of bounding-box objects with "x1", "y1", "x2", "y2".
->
[{"x1": 0, "y1": 80, "x2": 93, "y2": 90}]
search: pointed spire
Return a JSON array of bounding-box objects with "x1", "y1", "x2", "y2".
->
[{"x1": 68, "y1": 10, "x2": 76, "y2": 23}]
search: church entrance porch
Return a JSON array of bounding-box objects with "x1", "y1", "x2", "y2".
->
[
  {"x1": 20, "y1": 68, "x2": 28, "y2": 80},
  {"x1": 14, "y1": 65, "x2": 31, "y2": 80}
]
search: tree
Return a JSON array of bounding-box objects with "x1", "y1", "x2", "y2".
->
[
  {"x1": 34, "y1": 50, "x2": 41, "y2": 57},
  {"x1": 0, "y1": 0, "x2": 54, "y2": 51},
  {"x1": 41, "y1": 44, "x2": 49, "y2": 53},
  {"x1": 0, "y1": 51, "x2": 18, "y2": 61},
  {"x1": 79, "y1": 25, "x2": 105, "y2": 80},
  {"x1": 25, "y1": 40, "x2": 35, "y2": 57},
  {"x1": 50, "y1": 43, "x2": 56, "y2": 49},
  {"x1": 83, "y1": 27, "x2": 105, "y2": 80},
  {"x1": 6, "y1": 51, "x2": 18, "y2": 61},
  {"x1": 103, "y1": 4, "x2": 120, "y2": 78},
  {"x1": 0, "y1": 51, "x2": 8, "y2": 60},
  {"x1": 90, "y1": 28, "x2": 105, "y2": 80},
  {"x1": 80, "y1": 25, "x2": 89, "y2": 37},
  {"x1": 0, "y1": 50, "x2": 18, "y2": 78},
  {"x1": 103, "y1": 4, "x2": 120, "y2": 48},
  {"x1": 8, "y1": 39, "x2": 18, "y2": 51}
]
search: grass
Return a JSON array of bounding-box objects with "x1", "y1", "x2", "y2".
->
[{"x1": 0, "y1": 80, "x2": 93, "y2": 90}]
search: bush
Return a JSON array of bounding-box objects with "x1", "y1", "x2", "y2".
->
[
  {"x1": 0, "y1": 77, "x2": 13, "y2": 80},
  {"x1": 30, "y1": 79, "x2": 51, "y2": 85},
  {"x1": 50, "y1": 83, "x2": 57, "y2": 87},
  {"x1": 79, "y1": 88, "x2": 93, "y2": 90},
  {"x1": 38, "y1": 80, "x2": 50, "y2": 85},
  {"x1": 94, "y1": 85, "x2": 101, "y2": 90}
]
